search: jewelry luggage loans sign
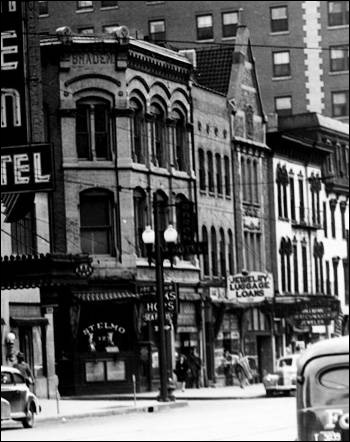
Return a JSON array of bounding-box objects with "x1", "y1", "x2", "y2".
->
[{"x1": 227, "y1": 272, "x2": 274, "y2": 303}]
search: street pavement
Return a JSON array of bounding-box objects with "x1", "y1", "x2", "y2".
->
[
  {"x1": 1, "y1": 397, "x2": 297, "y2": 441},
  {"x1": 4, "y1": 384, "x2": 266, "y2": 425}
]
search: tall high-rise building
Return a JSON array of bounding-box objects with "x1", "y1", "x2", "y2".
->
[{"x1": 38, "y1": 1, "x2": 349, "y2": 122}]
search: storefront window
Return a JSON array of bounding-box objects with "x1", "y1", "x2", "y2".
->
[
  {"x1": 85, "y1": 361, "x2": 105, "y2": 382},
  {"x1": 106, "y1": 360, "x2": 126, "y2": 381}
]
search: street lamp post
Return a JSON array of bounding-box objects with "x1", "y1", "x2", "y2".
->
[{"x1": 142, "y1": 198, "x2": 178, "y2": 402}]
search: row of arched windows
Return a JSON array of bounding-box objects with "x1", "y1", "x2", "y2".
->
[
  {"x1": 201, "y1": 226, "x2": 234, "y2": 277},
  {"x1": 198, "y1": 149, "x2": 231, "y2": 197},
  {"x1": 74, "y1": 94, "x2": 190, "y2": 172},
  {"x1": 130, "y1": 95, "x2": 189, "y2": 171}
]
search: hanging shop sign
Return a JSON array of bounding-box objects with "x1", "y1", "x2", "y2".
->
[
  {"x1": 292, "y1": 304, "x2": 337, "y2": 327},
  {"x1": 140, "y1": 283, "x2": 178, "y2": 323},
  {"x1": 1, "y1": 1, "x2": 27, "y2": 147},
  {"x1": 227, "y1": 272, "x2": 274, "y2": 304},
  {"x1": 1, "y1": 144, "x2": 54, "y2": 193}
]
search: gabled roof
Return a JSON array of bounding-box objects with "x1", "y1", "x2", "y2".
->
[{"x1": 194, "y1": 45, "x2": 235, "y2": 95}]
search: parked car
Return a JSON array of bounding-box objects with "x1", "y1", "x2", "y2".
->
[
  {"x1": 296, "y1": 336, "x2": 349, "y2": 441},
  {"x1": 1, "y1": 366, "x2": 40, "y2": 428},
  {"x1": 263, "y1": 354, "x2": 300, "y2": 397}
]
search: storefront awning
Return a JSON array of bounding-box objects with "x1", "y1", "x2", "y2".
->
[
  {"x1": 73, "y1": 290, "x2": 139, "y2": 302},
  {"x1": 10, "y1": 317, "x2": 49, "y2": 326}
]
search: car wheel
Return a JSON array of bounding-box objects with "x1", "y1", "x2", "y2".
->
[
  {"x1": 22, "y1": 406, "x2": 35, "y2": 428},
  {"x1": 266, "y1": 390, "x2": 274, "y2": 398}
]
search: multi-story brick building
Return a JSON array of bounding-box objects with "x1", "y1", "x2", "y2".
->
[
  {"x1": 191, "y1": 26, "x2": 276, "y2": 383},
  {"x1": 1, "y1": 1, "x2": 58, "y2": 398},
  {"x1": 40, "y1": 27, "x2": 205, "y2": 395},
  {"x1": 38, "y1": 1, "x2": 349, "y2": 122},
  {"x1": 268, "y1": 113, "x2": 349, "y2": 352}
]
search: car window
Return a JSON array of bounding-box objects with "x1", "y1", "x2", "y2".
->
[
  {"x1": 279, "y1": 358, "x2": 293, "y2": 367},
  {"x1": 307, "y1": 365, "x2": 349, "y2": 407},
  {"x1": 1, "y1": 372, "x2": 13, "y2": 384},
  {"x1": 12, "y1": 373, "x2": 25, "y2": 384}
]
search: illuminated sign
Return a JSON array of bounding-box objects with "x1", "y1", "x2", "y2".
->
[
  {"x1": 1, "y1": 1, "x2": 27, "y2": 147},
  {"x1": 1, "y1": 144, "x2": 54, "y2": 193},
  {"x1": 227, "y1": 272, "x2": 274, "y2": 304}
]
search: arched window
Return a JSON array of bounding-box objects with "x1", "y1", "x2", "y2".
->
[
  {"x1": 76, "y1": 97, "x2": 111, "y2": 160},
  {"x1": 216, "y1": 153, "x2": 222, "y2": 195},
  {"x1": 134, "y1": 188, "x2": 148, "y2": 257},
  {"x1": 199, "y1": 149, "x2": 206, "y2": 191},
  {"x1": 241, "y1": 156, "x2": 247, "y2": 201},
  {"x1": 279, "y1": 237, "x2": 292, "y2": 293},
  {"x1": 130, "y1": 98, "x2": 146, "y2": 164},
  {"x1": 314, "y1": 240, "x2": 324, "y2": 294},
  {"x1": 80, "y1": 189, "x2": 114, "y2": 255},
  {"x1": 246, "y1": 157, "x2": 252, "y2": 202},
  {"x1": 219, "y1": 228, "x2": 226, "y2": 277},
  {"x1": 202, "y1": 226, "x2": 209, "y2": 276},
  {"x1": 207, "y1": 151, "x2": 214, "y2": 193},
  {"x1": 173, "y1": 110, "x2": 187, "y2": 172},
  {"x1": 224, "y1": 155, "x2": 231, "y2": 197},
  {"x1": 151, "y1": 103, "x2": 166, "y2": 168},
  {"x1": 211, "y1": 226, "x2": 218, "y2": 276},
  {"x1": 228, "y1": 229, "x2": 234, "y2": 275},
  {"x1": 253, "y1": 159, "x2": 259, "y2": 204}
]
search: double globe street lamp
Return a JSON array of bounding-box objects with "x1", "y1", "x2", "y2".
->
[{"x1": 142, "y1": 200, "x2": 178, "y2": 402}]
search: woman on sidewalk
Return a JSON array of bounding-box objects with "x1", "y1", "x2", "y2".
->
[{"x1": 174, "y1": 354, "x2": 189, "y2": 392}]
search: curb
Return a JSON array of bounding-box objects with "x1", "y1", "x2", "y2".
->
[{"x1": 36, "y1": 401, "x2": 188, "y2": 425}]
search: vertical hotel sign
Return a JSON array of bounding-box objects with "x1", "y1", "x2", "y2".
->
[
  {"x1": 1, "y1": 1, "x2": 27, "y2": 146},
  {"x1": 1, "y1": 1, "x2": 53, "y2": 193}
]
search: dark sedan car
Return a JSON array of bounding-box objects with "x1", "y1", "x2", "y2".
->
[{"x1": 1, "y1": 366, "x2": 40, "y2": 428}]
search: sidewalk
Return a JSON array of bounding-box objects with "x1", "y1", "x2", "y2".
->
[
  {"x1": 64, "y1": 383, "x2": 266, "y2": 401},
  {"x1": 36, "y1": 398, "x2": 187, "y2": 424},
  {"x1": 35, "y1": 384, "x2": 265, "y2": 424}
]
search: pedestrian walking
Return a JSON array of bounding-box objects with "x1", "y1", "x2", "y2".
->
[
  {"x1": 188, "y1": 348, "x2": 202, "y2": 389},
  {"x1": 174, "y1": 354, "x2": 189, "y2": 392},
  {"x1": 235, "y1": 351, "x2": 253, "y2": 388},
  {"x1": 223, "y1": 350, "x2": 234, "y2": 386},
  {"x1": 13, "y1": 352, "x2": 35, "y2": 389}
]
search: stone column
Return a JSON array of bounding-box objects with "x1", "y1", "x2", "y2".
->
[{"x1": 44, "y1": 306, "x2": 58, "y2": 399}]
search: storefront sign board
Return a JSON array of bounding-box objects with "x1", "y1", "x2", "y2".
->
[{"x1": 227, "y1": 272, "x2": 274, "y2": 303}]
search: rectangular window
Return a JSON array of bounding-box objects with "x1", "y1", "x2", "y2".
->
[
  {"x1": 333, "y1": 259, "x2": 339, "y2": 296},
  {"x1": 330, "y1": 45, "x2": 349, "y2": 72},
  {"x1": 290, "y1": 176, "x2": 296, "y2": 221},
  {"x1": 299, "y1": 179, "x2": 305, "y2": 222},
  {"x1": 11, "y1": 205, "x2": 36, "y2": 255},
  {"x1": 103, "y1": 25, "x2": 119, "y2": 33},
  {"x1": 341, "y1": 206, "x2": 346, "y2": 238},
  {"x1": 197, "y1": 14, "x2": 213, "y2": 40},
  {"x1": 330, "y1": 204, "x2": 336, "y2": 238},
  {"x1": 77, "y1": 1, "x2": 93, "y2": 9},
  {"x1": 78, "y1": 27, "x2": 94, "y2": 34},
  {"x1": 222, "y1": 11, "x2": 238, "y2": 38},
  {"x1": 344, "y1": 258, "x2": 349, "y2": 305},
  {"x1": 149, "y1": 19, "x2": 165, "y2": 42},
  {"x1": 275, "y1": 96, "x2": 292, "y2": 116},
  {"x1": 326, "y1": 261, "x2": 331, "y2": 294},
  {"x1": 101, "y1": 0, "x2": 118, "y2": 7},
  {"x1": 38, "y1": 1, "x2": 48, "y2": 16},
  {"x1": 332, "y1": 91, "x2": 349, "y2": 117},
  {"x1": 302, "y1": 245, "x2": 308, "y2": 293},
  {"x1": 328, "y1": 1, "x2": 349, "y2": 26},
  {"x1": 270, "y1": 6, "x2": 288, "y2": 32},
  {"x1": 323, "y1": 201, "x2": 328, "y2": 237},
  {"x1": 76, "y1": 104, "x2": 91, "y2": 159},
  {"x1": 273, "y1": 51, "x2": 290, "y2": 77},
  {"x1": 293, "y1": 244, "x2": 299, "y2": 293}
]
